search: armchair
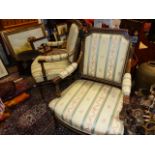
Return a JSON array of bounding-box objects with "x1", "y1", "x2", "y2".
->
[
  {"x1": 49, "y1": 28, "x2": 132, "y2": 134},
  {"x1": 31, "y1": 22, "x2": 81, "y2": 97}
]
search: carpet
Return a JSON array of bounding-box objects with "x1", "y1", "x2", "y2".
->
[{"x1": 0, "y1": 77, "x2": 78, "y2": 135}]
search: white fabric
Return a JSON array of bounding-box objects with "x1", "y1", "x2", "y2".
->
[
  {"x1": 31, "y1": 55, "x2": 70, "y2": 83},
  {"x1": 49, "y1": 80, "x2": 124, "y2": 135},
  {"x1": 83, "y1": 33, "x2": 130, "y2": 85},
  {"x1": 37, "y1": 53, "x2": 68, "y2": 62},
  {"x1": 122, "y1": 73, "x2": 131, "y2": 96},
  {"x1": 66, "y1": 23, "x2": 79, "y2": 60},
  {"x1": 58, "y1": 63, "x2": 78, "y2": 79},
  {"x1": 31, "y1": 23, "x2": 79, "y2": 83},
  {"x1": 47, "y1": 40, "x2": 64, "y2": 47}
]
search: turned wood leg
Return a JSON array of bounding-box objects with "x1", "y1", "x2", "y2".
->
[
  {"x1": 39, "y1": 86, "x2": 45, "y2": 101},
  {"x1": 55, "y1": 83, "x2": 61, "y2": 97}
]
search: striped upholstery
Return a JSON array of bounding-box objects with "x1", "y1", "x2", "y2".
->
[
  {"x1": 31, "y1": 23, "x2": 79, "y2": 83},
  {"x1": 58, "y1": 63, "x2": 78, "y2": 79},
  {"x1": 49, "y1": 80, "x2": 124, "y2": 134},
  {"x1": 66, "y1": 23, "x2": 79, "y2": 62},
  {"x1": 31, "y1": 55, "x2": 70, "y2": 83},
  {"x1": 83, "y1": 32, "x2": 130, "y2": 84},
  {"x1": 37, "y1": 53, "x2": 68, "y2": 62}
]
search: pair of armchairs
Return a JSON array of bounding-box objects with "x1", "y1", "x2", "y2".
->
[
  {"x1": 31, "y1": 22, "x2": 81, "y2": 96},
  {"x1": 49, "y1": 28, "x2": 132, "y2": 134}
]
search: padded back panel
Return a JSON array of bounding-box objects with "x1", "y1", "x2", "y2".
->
[
  {"x1": 66, "y1": 23, "x2": 79, "y2": 62},
  {"x1": 82, "y1": 30, "x2": 130, "y2": 85}
]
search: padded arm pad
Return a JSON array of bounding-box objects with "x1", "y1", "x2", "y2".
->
[
  {"x1": 122, "y1": 73, "x2": 132, "y2": 96},
  {"x1": 37, "y1": 53, "x2": 68, "y2": 62},
  {"x1": 58, "y1": 63, "x2": 78, "y2": 79},
  {"x1": 47, "y1": 40, "x2": 64, "y2": 47}
]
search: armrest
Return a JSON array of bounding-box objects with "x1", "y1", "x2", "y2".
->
[
  {"x1": 47, "y1": 40, "x2": 65, "y2": 47},
  {"x1": 122, "y1": 73, "x2": 132, "y2": 96},
  {"x1": 52, "y1": 50, "x2": 83, "y2": 83},
  {"x1": 37, "y1": 53, "x2": 69, "y2": 62},
  {"x1": 120, "y1": 73, "x2": 132, "y2": 120},
  {"x1": 58, "y1": 63, "x2": 78, "y2": 79}
]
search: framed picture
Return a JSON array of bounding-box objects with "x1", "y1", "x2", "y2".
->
[
  {"x1": 0, "y1": 57, "x2": 8, "y2": 79},
  {"x1": 56, "y1": 23, "x2": 68, "y2": 41},
  {"x1": 30, "y1": 37, "x2": 48, "y2": 50},
  {"x1": 2, "y1": 24, "x2": 46, "y2": 60},
  {"x1": 30, "y1": 37, "x2": 52, "y2": 53}
]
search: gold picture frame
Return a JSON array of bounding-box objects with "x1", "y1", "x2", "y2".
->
[
  {"x1": 56, "y1": 23, "x2": 68, "y2": 41},
  {"x1": 2, "y1": 24, "x2": 46, "y2": 60},
  {"x1": 30, "y1": 37, "x2": 49, "y2": 50},
  {"x1": 0, "y1": 57, "x2": 8, "y2": 79}
]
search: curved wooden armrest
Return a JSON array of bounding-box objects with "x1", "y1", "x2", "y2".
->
[
  {"x1": 38, "y1": 60, "x2": 47, "y2": 81},
  {"x1": 53, "y1": 76, "x2": 62, "y2": 84},
  {"x1": 77, "y1": 50, "x2": 83, "y2": 64},
  {"x1": 38, "y1": 60, "x2": 46, "y2": 63},
  {"x1": 126, "y1": 58, "x2": 132, "y2": 73},
  {"x1": 123, "y1": 95, "x2": 130, "y2": 105}
]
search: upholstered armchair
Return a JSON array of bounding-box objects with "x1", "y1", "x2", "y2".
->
[
  {"x1": 49, "y1": 28, "x2": 132, "y2": 134},
  {"x1": 31, "y1": 23, "x2": 81, "y2": 96}
]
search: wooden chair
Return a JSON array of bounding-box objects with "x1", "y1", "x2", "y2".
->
[
  {"x1": 49, "y1": 28, "x2": 132, "y2": 134},
  {"x1": 31, "y1": 22, "x2": 81, "y2": 97}
]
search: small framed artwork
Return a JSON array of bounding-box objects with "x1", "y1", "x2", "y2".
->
[
  {"x1": 30, "y1": 37, "x2": 52, "y2": 53},
  {"x1": 56, "y1": 23, "x2": 68, "y2": 41},
  {"x1": 30, "y1": 37, "x2": 48, "y2": 50},
  {"x1": 2, "y1": 24, "x2": 46, "y2": 60},
  {"x1": 0, "y1": 57, "x2": 8, "y2": 79}
]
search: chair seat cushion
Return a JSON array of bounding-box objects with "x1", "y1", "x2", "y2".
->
[{"x1": 49, "y1": 80, "x2": 124, "y2": 134}]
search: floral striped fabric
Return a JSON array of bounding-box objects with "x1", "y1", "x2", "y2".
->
[
  {"x1": 37, "y1": 53, "x2": 68, "y2": 62},
  {"x1": 31, "y1": 55, "x2": 70, "y2": 83},
  {"x1": 49, "y1": 80, "x2": 124, "y2": 134},
  {"x1": 66, "y1": 23, "x2": 79, "y2": 62},
  {"x1": 58, "y1": 63, "x2": 78, "y2": 79},
  {"x1": 83, "y1": 33, "x2": 129, "y2": 84},
  {"x1": 31, "y1": 23, "x2": 79, "y2": 83},
  {"x1": 122, "y1": 73, "x2": 131, "y2": 96}
]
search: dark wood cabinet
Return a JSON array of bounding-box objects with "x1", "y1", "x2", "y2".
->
[{"x1": 0, "y1": 19, "x2": 38, "y2": 30}]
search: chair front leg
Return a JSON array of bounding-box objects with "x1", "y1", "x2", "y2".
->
[
  {"x1": 55, "y1": 83, "x2": 61, "y2": 97},
  {"x1": 119, "y1": 95, "x2": 130, "y2": 120},
  {"x1": 38, "y1": 60, "x2": 47, "y2": 81}
]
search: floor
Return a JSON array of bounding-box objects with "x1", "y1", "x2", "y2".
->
[
  {"x1": 0, "y1": 67, "x2": 78, "y2": 135},
  {"x1": 0, "y1": 66, "x2": 152, "y2": 135}
]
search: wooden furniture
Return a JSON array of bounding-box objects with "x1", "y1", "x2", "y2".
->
[
  {"x1": 17, "y1": 50, "x2": 41, "y2": 75},
  {"x1": 49, "y1": 28, "x2": 132, "y2": 134},
  {"x1": 0, "y1": 19, "x2": 38, "y2": 30},
  {"x1": 120, "y1": 19, "x2": 155, "y2": 65},
  {"x1": 0, "y1": 77, "x2": 32, "y2": 102}
]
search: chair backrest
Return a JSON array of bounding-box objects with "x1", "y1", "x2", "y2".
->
[
  {"x1": 80, "y1": 28, "x2": 130, "y2": 87},
  {"x1": 66, "y1": 23, "x2": 80, "y2": 62}
]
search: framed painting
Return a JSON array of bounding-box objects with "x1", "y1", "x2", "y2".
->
[
  {"x1": 30, "y1": 37, "x2": 52, "y2": 53},
  {"x1": 0, "y1": 57, "x2": 8, "y2": 79},
  {"x1": 56, "y1": 23, "x2": 68, "y2": 41},
  {"x1": 30, "y1": 37, "x2": 48, "y2": 50},
  {"x1": 2, "y1": 24, "x2": 46, "y2": 60}
]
